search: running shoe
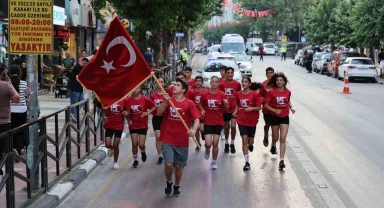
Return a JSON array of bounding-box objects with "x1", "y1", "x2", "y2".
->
[
  {"x1": 211, "y1": 162, "x2": 217, "y2": 170},
  {"x1": 270, "y1": 145, "x2": 277, "y2": 155},
  {"x1": 230, "y1": 144, "x2": 236, "y2": 154},
  {"x1": 248, "y1": 144, "x2": 254, "y2": 152},
  {"x1": 204, "y1": 150, "x2": 210, "y2": 160},
  {"x1": 173, "y1": 185, "x2": 181, "y2": 197},
  {"x1": 157, "y1": 157, "x2": 164, "y2": 165},
  {"x1": 141, "y1": 151, "x2": 147, "y2": 162},
  {"x1": 224, "y1": 144, "x2": 229, "y2": 153},
  {"x1": 132, "y1": 160, "x2": 139, "y2": 168},
  {"x1": 113, "y1": 162, "x2": 119, "y2": 170},
  {"x1": 279, "y1": 160, "x2": 286, "y2": 170},
  {"x1": 263, "y1": 137, "x2": 269, "y2": 147},
  {"x1": 165, "y1": 181, "x2": 173, "y2": 196},
  {"x1": 107, "y1": 148, "x2": 113, "y2": 157},
  {"x1": 220, "y1": 130, "x2": 225, "y2": 140},
  {"x1": 243, "y1": 162, "x2": 251, "y2": 170}
]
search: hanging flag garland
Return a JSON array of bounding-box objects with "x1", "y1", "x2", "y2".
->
[{"x1": 223, "y1": 0, "x2": 274, "y2": 17}]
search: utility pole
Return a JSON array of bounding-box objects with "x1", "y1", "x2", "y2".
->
[
  {"x1": 27, "y1": 54, "x2": 39, "y2": 191},
  {"x1": 188, "y1": 29, "x2": 191, "y2": 51}
]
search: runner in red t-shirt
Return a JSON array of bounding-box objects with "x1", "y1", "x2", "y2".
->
[
  {"x1": 259, "y1": 67, "x2": 275, "y2": 147},
  {"x1": 125, "y1": 87, "x2": 156, "y2": 168},
  {"x1": 264, "y1": 73, "x2": 296, "y2": 170},
  {"x1": 193, "y1": 76, "x2": 208, "y2": 151},
  {"x1": 103, "y1": 99, "x2": 126, "y2": 170},
  {"x1": 235, "y1": 77, "x2": 262, "y2": 170},
  {"x1": 184, "y1": 67, "x2": 195, "y2": 88},
  {"x1": 167, "y1": 72, "x2": 195, "y2": 101},
  {"x1": 157, "y1": 78, "x2": 200, "y2": 197},
  {"x1": 218, "y1": 65, "x2": 227, "y2": 83},
  {"x1": 219, "y1": 67, "x2": 241, "y2": 154},
  {"x1": 150, "y1": 77, "x2": 166, "y2": 165},
  {"x1": 199, "y1": 76, "x2": 228, "y2": 170}
]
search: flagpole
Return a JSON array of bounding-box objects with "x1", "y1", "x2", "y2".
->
[{"x1": 151, "y1": 73, "x2": 201, "y2": 148}]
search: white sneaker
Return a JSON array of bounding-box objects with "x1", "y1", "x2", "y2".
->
[
  {"x1": 220, "y1": 130, "x2": 225, "y2": 140},
  {"x1": 204, "y1": 150, "x2": 210, "y2": 160},
  {"x1": 113, "y1": 162, "x2": 119, "y2": 170},
  {"x1": 211, "y1": 162, "x2": 217, "y2": 170},
  {"x1": 107, "y1": 148, "x2": 113, "y2": 157}
]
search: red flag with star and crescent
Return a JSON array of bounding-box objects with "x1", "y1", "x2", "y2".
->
[{"x1": 77, "y1": 17, "x2": 152, "y2": 108}]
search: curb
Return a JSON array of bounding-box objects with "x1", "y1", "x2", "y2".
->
[{"x1": 29, "y1": 132, "x2": 127, "y2": 208}]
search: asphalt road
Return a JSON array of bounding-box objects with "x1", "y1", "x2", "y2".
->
[{"x1": 57, "y1": 54, "x2": 384, "y2": 208}]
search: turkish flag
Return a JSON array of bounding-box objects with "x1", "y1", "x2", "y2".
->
[{"x1": 77, "y1": 17, "x2": 152, "y2": 108}]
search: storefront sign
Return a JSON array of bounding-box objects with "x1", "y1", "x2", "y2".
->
[
  {"x1": 54, "y1": 29, "x2": 69, "y2": 38},
  {"x1": 8, "y1": 0, "x2": 53, "y2": 54},
  {"x1": 53, "y1": 5, "x2": 65, "y2": 26},
  {"x1": 70, "y1": 0, "x2": 81, "y2": 26}
]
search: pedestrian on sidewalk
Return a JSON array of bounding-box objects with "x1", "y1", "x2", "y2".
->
[
  {"x1": 78, "y1": 49, "x2": 87, "y2": 64},
  {"x1": 192, "y1": 76, "x2": 208, "y2": 150},
  {"x1": 306, "y1": 52, "x2": 313, "y2": 73},
  {"x1": 157, "y1": 78, "x2": 200, "y2": 197},
  {"x1": 235, "y1": 77, "x2": 262, "y2": 170},
  {"x1": 259, "y1": 67, "x2": 275, "y2": 147},
  {"x1": 0, "y1": 63, "x2": 20, "y2": 179},
  {"x1": 199, "y1": 76, "x2": 228, "y2": 170},
  {"x1": 265, "y1": 73, "x2": 296, "y2": 170},
  {"x1": 181, "y1": 49, "x2": 189, "y2": 70},
  {"x1": 9, "y1": 65, "x2": 28, "y2": 160},
  {"x1": 219, "y1": 67, "x2": 241, "y2": 154},
  {"x1": 125, "y1": 87, "x2": 156, "y2": 168},
  {"x1": 150, "y1": 77, "x2": 166, "y2": 165},
  {"x1": 103, "y1": 99, "x2": 126, "y2": 170},
  {"x1": 144, "y1": 48, "x2": 154, "y2": 67},
  {"x1": 259, "y1": 44, "x2": 264, "y2": 61},
  {"x1": 68, "y1": 58, "x2": 89, "y2": 123},
  {"x1": 281, "y1": 44, "x2": 287, "y2": 61},
  {"x1": 63, "y1": 51, "x2": 76, "y2": 70}
]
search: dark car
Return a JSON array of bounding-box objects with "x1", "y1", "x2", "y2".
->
[{"x1": 286, "y1": 43, "x2": 307, "y2": 59}]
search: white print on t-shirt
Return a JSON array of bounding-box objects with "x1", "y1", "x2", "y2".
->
[
  {"x1": 225, "y1": 88, "x2": 235, "y2": 96},
  {"x1": 208, "y1": 99, "x2": 219, "y2": 108},
  {"x1": 131, "y1": 105, "x2": 143, "y2": 113},
  {"x1": 276, "y1": 97, "x2": 287, "y2": 106},
  {"x1": 170, "y1": 107, "x2": 183, "y2": 119},
  {"x1": 154, "y1": 99, "x2": 162, "y2": 106},
  {"x1": 240, "y1": 99, "x2": 249, "y2": 108},
  {"x1": 195, "y1": 96, "x2": 201, "y2": 104},
  {"x1": 110, "y1": 104, "x2": 121, "y2": 113}
]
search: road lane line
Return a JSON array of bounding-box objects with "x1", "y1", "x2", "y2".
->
[{"x1": 84, "y1": 153, "x2": 133, "y2": 208}]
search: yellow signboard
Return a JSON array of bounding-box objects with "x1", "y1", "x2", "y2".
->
[
  {"x1": 8, "y1": 0, "x2": 53, "y2": 54},
  {"x1": 282, "y1": 35, "x2": 287, "y2": 43}
]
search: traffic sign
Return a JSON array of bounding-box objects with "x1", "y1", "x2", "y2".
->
[
  {"x1": 8, "y1": 0, "x2": 53, "y2": 54},
  {"x1": 301, "y1": 36, "x2": 307, "y2": 43},
  {"x1": 27, "y1": 145, "x2": 33, "y2": 169},
  {"x1": 176, "y1": 32, "x2": 185, "y2": 38},
  {"x1": 282, "y1": 36, "x2": 287, "y2": 43}
]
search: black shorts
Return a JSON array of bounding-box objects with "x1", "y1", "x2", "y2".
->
[
  {"x1": 152, "y1": 115, "x2": 164, "y2": 131},
  {"x1": 263, "y1": 113, "x2": 273, "y2": 123},
  {"x1": 204, "y1": 125, "x2": 223, "y2": 135},
  {"x1": 129, "y1": 128, "x2": 148, "y2": 135},
  {"x1": 105, "y1": 129, "x2": 123, "y2": 138},
  {"x1": 223, "y1": 113, "x2": 235, "y2": 122},
  {"x1": 270, "y1": 115, "x2": 289, "y2": 126},
  {"x1": 238, "y1": 125, "x2": 256, "y2": 138}
]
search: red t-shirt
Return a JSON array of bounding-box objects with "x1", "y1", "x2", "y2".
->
[
  {"x1": 259, "y1": 46, "x2": 264, "y2": 53},
  {"x1": 236, "y1": 91, "x2": 263, "y2": 127},
  {"x1": 167, "y1": 85, "x2": 195, "y2": 101},
  {"x1": 200, "y1": 90, "x2": 227, "y2": 126},
  {"x1": 219, "y1": 80, "x2": 241, "y2": 113},
  {"x1": 193, "y1": 88, "x2": 208, "y2": 120},
  {"x1": 265, "y1": 88, "x2": 291, "y2": 118},
  {"x1": 124, "y1": 95, "x2": 156, "y2": 130},
  {"x1": 150, "y1": 91, "x2": 164, "y2": 116},
  {"x1": 104, "y1": 100, "x2": 125, "y2": 131},
  {"x1": 259, "y1": 80, "x2": 274, "y2": 115},
  {"x1": 160, "y1": 97, "x2": 200, "y2": 147},
  {"x1": 187, "y1": 78, "x2": 195, "y2": 88}
]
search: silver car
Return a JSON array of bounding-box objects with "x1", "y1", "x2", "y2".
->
[
  {"x1": 315, "y1": 53, "x2": 331, "y2": 74},
  {"x1": 231, "y1": 52, "x2": 253, "y2": 77},
  {"x1": 294, "y1": 49, "x2": 303, "y2": 65},
  {"x1": 312, "y1": 52, "x2": 326, "y2": 71}
]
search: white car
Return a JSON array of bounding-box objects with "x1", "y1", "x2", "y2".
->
[
  {"x1": 294, "y1": 49, "x2": 303, "y2": 65},
  {"x1": 231, "y1": 52, "x2": 253, "y2": 77},
  {"x1": 207, "y1": 44, "x2": 221, "y2": 60},
  {"x1": 197, "y1": 59, "x2": 242, "y2": 88},
  {"x1": 264, "y1": 44, "x2": 276, "y2": 55},
  {"x1": 315, "y1": 53, "x2": 331, "y2": 74},
  {"x1": 338, "y1": 57, "x2": 377, "y2": 82}
]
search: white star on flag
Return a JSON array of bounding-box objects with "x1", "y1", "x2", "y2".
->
[{"x1": 101, "y1": 60, "x2": 116, "y2": 73}]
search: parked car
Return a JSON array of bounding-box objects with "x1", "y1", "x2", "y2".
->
[
  {"x1": 337, "y1": 57, "x2": 377, "y2": 82},
  {"x1": 197, "y1": 59, "x2": 242, "y2": 88},
  {"x1": 231, "y1": 52, "x2": 253, "y2": 77},
  {"x1": 300, "y1": 46, "x2": 322, "y2": 67},
  {"x1": 312, "y1": 52, "x2": 326, "y2": 72},
  {"x1": 315, "y1": 53, "x2": 332, "y2": 74},
  {"x1": 294, "y1": 49, "x2": 303, "y2": 65},
  {"x1": 327, "y1": 51, "x2": 360, "y2": 79},
  {"x1": 264, "y1": 43, "x2": 276, "y2": 55},
  {"x1": 286, "y1": 42, "x2": 307, "y2": 59}
]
